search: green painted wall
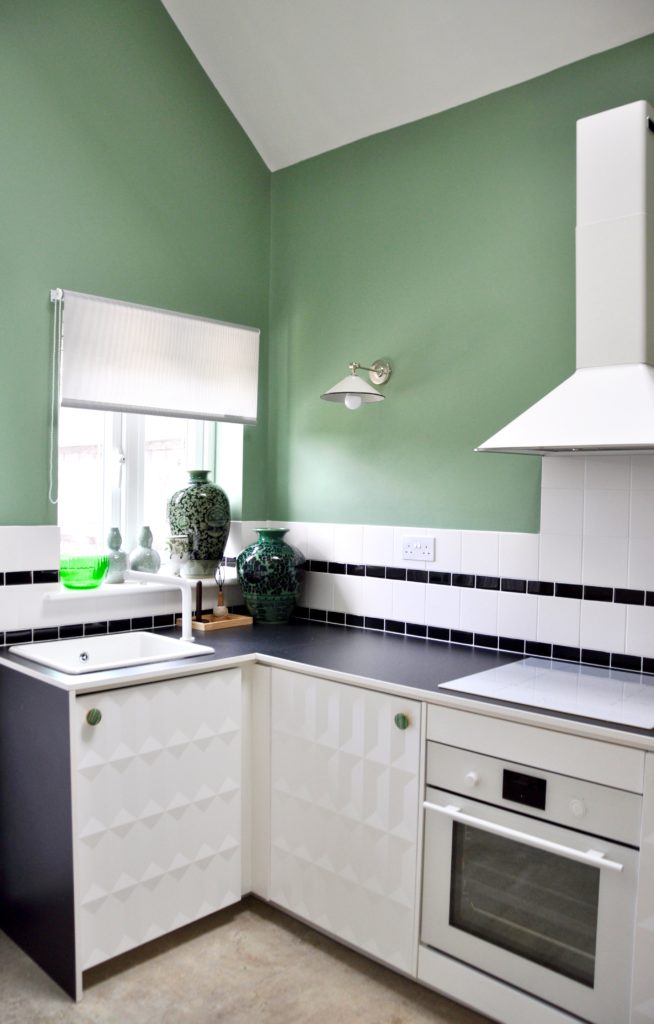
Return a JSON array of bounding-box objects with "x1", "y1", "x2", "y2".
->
[
  {"x1": 0, "y1": 0, "x2": 270, "y2": 525},
  {"x1": 269, "y1": 34, "x2": 654, "y2": 531}
]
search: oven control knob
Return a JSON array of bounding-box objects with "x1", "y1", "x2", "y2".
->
[
  {"x1": 569, "y1": 798, "x2": 587, "y2": 818},
  {"x1": 464, "y1": 771, "x2": 479, "y2": 788}
]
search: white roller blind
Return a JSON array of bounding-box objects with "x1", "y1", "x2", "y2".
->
[{"x1": 58, "y1": 290, "x2": 259, "y2": 423}]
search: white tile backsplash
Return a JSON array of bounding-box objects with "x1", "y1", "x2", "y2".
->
[
  {"x1": 583, "y1": 489, "x2": 629, "y2": 538},
  {"x1": 499, "y1": 532, "x2": 539, "y2": 580},
  {"x1": 460, "y1": 531, "x2": 499, "y2": 576},
  {"x1": 582, "y1": 536, "x2": 628, "y2": 588},
  {"x1": 362, "y1": 525, "x2": 394, "y2": 567},
  {"x1": 7, "y1": 454, "x2": 654, "y2": 666},
  {"x1": 0, "y1": 526, "x2": 60, "y2": 571},
  {"x1": 459, "y1": 588, "x2": 498, "y2": 635},
  {"x1": 539, "y1": 534, "x2": 583, "y2": 583},
  {"x1": 392, "y1": 581, "x2": 425, "y2": 625},
  {"x1": 425, "y1": 584, "x2": 460, "y2": 629},
  {"x1": 540, "y1": 488, "x2": 584, "y2": 535},
  {"x1": 333, "y1": 524, "x2": 363, "y2": 565},
  {"x1": 580, "y1": 601, "x2": 626, "y2": 654},
  {"x1": 537, "y1": 596, "x2": 581, "y2": 647},
  {"x1": 362, "y1": 577, "x2": 393, "y2": 619}
]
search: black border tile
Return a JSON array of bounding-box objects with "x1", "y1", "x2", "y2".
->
[
  {"x1": 407, "y1": 569, "x2": 428, "y2": 583},
  {"x1": 309, "y1": 560, "x2": 327, "y2": 574},
  {"x1": 385, "y1": 567, "x2": 406, "y2": 581},
  {"x1": 5, "y1": 629, "x2": 32, "y2": 645},
  {"x1": 451, "y1": 629, "x2": 473, "y2": 645},
  {"x1": 555, "y1": 583, "x2": 583, "y2": 600},
  {"x1": 452, "y1": 574, "x2": 474, "y2": 589},
  {"x1": 611, "y1": 653, "x2": 642, "y2": 672},
  {"x1": 32, "y1": 569, "x2": 60, "y2": 584},
  {"x1": 581, "y1": 649, "x2": 611, "y2": 667},
  {"x1": 646, "y1": 592, "x2": 654, "y2": 608},
  {"x1": 294, "y1": 606, "x2": 310, "y2": 619},
  {"x1": 309, "y1": 608, "x2": 327, "y2": 622},
  {"x1": 328, "y1": 562, "x2": 346, "y2": 575},
  {"x1": 583, "y1": 586, "x2": 613, "y2": 603},
  {"x1": 428, "y1": 626, "x2": 449, "y2": 641},
  {"x1": 108, "y1": 618, "x2": 132, "y2": 633},
  {"x1": 476, "y1": 576, "x2": 500, "y2": 591},
  {"x1": 84, "y1": 621, "x2": 108, "y2": 636},
  {"x1": 615, "y1": 588, "x2": 645, "y2": 606},
  {"x1": 33, "y1": 627, "x2": 59, "y2": 643},
  {"x1": 643, "y1": 657, "x2": 654, "y2": 675},
  {"x1": 528, "y1": 581, "x2": 554, "y2": 596},
  {"x1": 327, "y1": 611, "x2": 345, "y2": 625},
  {"x1": 428, "y1": 571, "x2": 451, "y2": 586},
  {"x1": 346, "y1": 613, "x2": 364, "y2": 628},
  {"x1": 131, "y1": 616, "x2": 153, "y2": 631},
  {"x1": 526, "y1": 641, "x2": 552, "y2": 657},
  {"x1": 501, "y1": 578, "x2": 526, "y2": 593},
  {"x1": 474, "y1": 633, "x2": 498, "y2": 648},
  {"x1": 499, "y1": 637, "x2": 525, "y2": 654},
  {"x1": 364, "y1": 616, "x2": 384, "y2": 631},
  {"x1": 366, "y1": 565, "x2": 385, "y2": 578},
  {"x1": 406, "y1": 622, "x2": 427, "y2": 638},
  {"x1": 153, "y1": 613, "x2": 175, "y2": 628},
  {"x1": 385, "y1": 619, "x2": 405, "y2": 634},
  {"x1": 346, "y1": 564, "x2": 366, "y2": 576},
  {"x1": 59, "y1": 623, "x2": 84, "y2": 639},
  {"x1": 553, "y1": 644, "x2": 580, "y2": 663},
  {"x1": 6, "y1": 571, "x2": 32, "y2": 586}
]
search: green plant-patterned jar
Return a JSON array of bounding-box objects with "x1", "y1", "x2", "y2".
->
[
  {"x1": 167, "y1": 470, "x2": 230, "y2": 579},
  {"x1": 237, "y1": 528, "x2": 305, "y2": 623}
]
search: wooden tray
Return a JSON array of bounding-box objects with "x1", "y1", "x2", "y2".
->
[{"x1": 176, "y1": 613, "x2": 253, "y2": 632}]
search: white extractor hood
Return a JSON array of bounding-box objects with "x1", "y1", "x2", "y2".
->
[{"x1": 477, "y1": 100, "x2": 654, "y2": 454}]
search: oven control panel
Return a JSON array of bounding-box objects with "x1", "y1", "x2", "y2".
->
[{"x1": 425, "y1": 741, "x2": 641, "y2": 845}]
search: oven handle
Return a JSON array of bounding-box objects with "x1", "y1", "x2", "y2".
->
[{"x1": 423, "y1": 800, "x2": 624, "y2": 872}]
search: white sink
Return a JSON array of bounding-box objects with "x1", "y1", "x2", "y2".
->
[{"x1": 9, "y1": 632, "x2": 215, "y2": 674}]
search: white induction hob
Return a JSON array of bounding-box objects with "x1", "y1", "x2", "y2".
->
[{"x1": 439, "y1": 657, "x2": 654, "y2": 729}]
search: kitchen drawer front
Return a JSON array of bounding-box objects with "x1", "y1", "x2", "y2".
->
[
  {"x1": 74, "y1": 669, "x2": 241, "y2": 969},
  {"x1": 427, "y1": 705, "x2": 644, "y2": 793}
]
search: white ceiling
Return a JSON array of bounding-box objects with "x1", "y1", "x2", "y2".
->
[{"x1": 162, "y1": 0, "x2": 654, "y2": 171}]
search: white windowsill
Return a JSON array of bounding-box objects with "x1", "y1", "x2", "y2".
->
[{"x1": 43, "y1": 571, "x2": 239, "y2": 602}]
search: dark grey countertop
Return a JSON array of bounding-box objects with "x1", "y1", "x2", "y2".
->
[{"x1": 182, "y1": 619, "x2": 522, "y2": 691}]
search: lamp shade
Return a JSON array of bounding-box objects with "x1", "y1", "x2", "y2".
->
[{"x1": 320, "y1": 372, "x2": 384, "y2": 404}]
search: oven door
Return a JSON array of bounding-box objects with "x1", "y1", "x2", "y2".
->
[{"x1": 421, "y1": 786, "x2": 638, "y2": 1024}]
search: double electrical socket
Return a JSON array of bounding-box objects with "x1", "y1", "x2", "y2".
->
[{"x1": 402, "y1": 536, "x2": 435, "y2": 561}]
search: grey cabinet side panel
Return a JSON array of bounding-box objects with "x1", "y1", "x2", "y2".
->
[{"x1": 0, "y1": 667, "x2": 76, "y2": 997}]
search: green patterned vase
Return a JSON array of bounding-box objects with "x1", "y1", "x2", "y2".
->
[
  {"x1": 237, "y1": 528, "x2": 305, "y2": 623},
  {"x1": 167, "y1": 469, "x2": 231, "y2": 579}
]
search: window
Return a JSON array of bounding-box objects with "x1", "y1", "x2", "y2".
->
[{"x1": 58, "y1": 408, "x2": 219, "y2": 556}]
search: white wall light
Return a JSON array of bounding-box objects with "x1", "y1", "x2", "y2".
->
[{"x1": 320, "y1": 360, "x2": 392, "y2": 410}]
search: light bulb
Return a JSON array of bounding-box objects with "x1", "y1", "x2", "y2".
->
[{"x1": 344, "y1": 393, "x2": 362, "y2": 411}]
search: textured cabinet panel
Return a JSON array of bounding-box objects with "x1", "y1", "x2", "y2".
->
[
  {"x1": 75, "y1": 670, "x2": 241, "y2": 969},
  {"x1": 632, "y1": 752, "x2": 654, "y2": 1023},
  {"x1": 269, "y1": 668, "x2": 421, "y2": 973}
]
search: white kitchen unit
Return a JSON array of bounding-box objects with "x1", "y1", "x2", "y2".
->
[
  {"x1": 268, "y1": 667, "x2": 422, "y2": 974},
  {"x1": 74, "y1": 670, "x2": 242, "y2": 971}
]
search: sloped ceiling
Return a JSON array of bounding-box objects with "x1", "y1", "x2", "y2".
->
[{"x1": 162, "y1": 0, "x2": 654, "y2": 170}]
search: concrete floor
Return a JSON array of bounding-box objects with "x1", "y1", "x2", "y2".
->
[{"x1": 1, "y1": 897, "x2": 493, "y2": 1024}]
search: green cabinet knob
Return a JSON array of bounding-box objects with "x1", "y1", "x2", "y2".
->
[
  {"x1": 394, "y1": 712, "x2": 410, "y2": 731},
  {"x1": 86, "y1": 708, "x2": 102, "y2": 726}
]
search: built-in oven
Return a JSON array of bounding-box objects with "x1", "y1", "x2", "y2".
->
[{"x1": 420, "y1": 741, "x2": 641, "y2": 1024}]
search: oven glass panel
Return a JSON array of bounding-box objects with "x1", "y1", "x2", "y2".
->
[{"x1": 450, "y1": 823, "x2": 599, "y2": 987}]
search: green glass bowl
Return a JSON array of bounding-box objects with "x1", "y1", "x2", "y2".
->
[{"x1": 59, "y1": 555, "x2": 110, "y2": 590}]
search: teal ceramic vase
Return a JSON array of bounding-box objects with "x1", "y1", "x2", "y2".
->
[
  {"x1": 167, "y1": 469, "x2": 231, "y2": 579},
  {"x1": 129, "y1": 526, "x2": 161, "y2": 573},
  {"x1": 106, "y1": 527, "x2": 128, "y2": 584},
  {"x1": 237, "y1": 528, "x2": 305, "y2": 623}
]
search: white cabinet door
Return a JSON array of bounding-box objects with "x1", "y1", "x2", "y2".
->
[
  {"x1": 269, "y1": 668, "x2": 422, "y2": 974},
  {"x1": 74, "y1": 669, "x2": 241, "y2": 969}
]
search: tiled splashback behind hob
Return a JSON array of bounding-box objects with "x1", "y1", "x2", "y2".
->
[{"x1": 3, "y1": 455, "x2": 654, "y2": 671}]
